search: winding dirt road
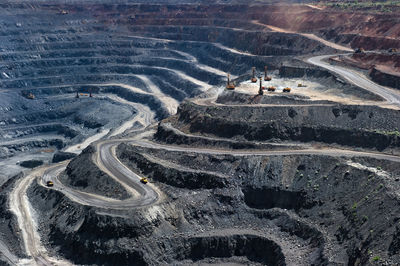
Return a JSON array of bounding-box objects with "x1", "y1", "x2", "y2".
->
[
  {"x1": 251, "y1": 20, "x2": 354, "y2": 52},
  {"x1": 7, "y1": 34, "x2": 400, "y2": 266},
  {"x1": 42, "y1": 141, "x2": 158, "y2": 209},
  {"x1": 307, "y1": 55, "x2": 400, "y2": 107}
]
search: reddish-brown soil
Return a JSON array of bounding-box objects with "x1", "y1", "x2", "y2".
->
[
  {"x1": 352, "y1": 53, "x2": 400, "y2": 73},
  {"x1": 253, "y1": 5, "x2": 400, "y2": 50},
  {"x1": 329, "y1": 52, "x2": 400, "y2": 89},
  {"x1": 331, "y1": 53, "x2": 400, "y2": 72},
  {"x1": 42, "y1": 2, "x2": 400, "y2": 81},
  {"x1": 49, "y1": 3, "x2": 399, "y2": 51}
]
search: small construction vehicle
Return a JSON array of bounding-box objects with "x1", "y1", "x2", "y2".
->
[
  {"x1": 267, "y1": 86, "x2": 276, "y2": 92},
  {"x1": 140, "y1": 177, "x2": 148, "y2": 184},
  {"x1": 27, "y1": 93, "x2": 35, "y2": 99},
  {"x1": 264, "y1": 66, "x2": 272, "y2": 81},
  {"x1": 46, "y1": 181, "x2": 54, "y2": 187},
  {"x1": 226, "y1": 73, "x2": 235, "y2": 90},
  {"x1": 283, "y1": 87, "x2": 291, "y2": 93},
  {"x1": 251, "y1": 67, "x2": 257, "y2": 83},
  {"x1": 355, "y1": 48, "x2": 365, "y2": 54},
  {"x1": 297, "y1": 83, "x2": 307, "y2": 87}
]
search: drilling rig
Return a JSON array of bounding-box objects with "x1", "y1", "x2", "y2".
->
[
  {"x1": 258, "y1": 76, "x2": 264, "y2": 95},
  {"x1": 264, "y1": 66, "x2": 272, "y2": 81},
  {"x1": 226, "y1": 73, "x2": 235, "y2": 90},
  {"x1": 251, "y1": 67, "x2": 257, "y2": 83}
]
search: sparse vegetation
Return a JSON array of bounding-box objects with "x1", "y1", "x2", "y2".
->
[
  {"x1": 317, "y1": 1, "x2": 400, "y2": 13},
  {"x1": 371, "y1": 129, "x2": 400, "y2": 137},
  {"x1": 372, "y1": 255, "x2": 381, "y2": 262}
]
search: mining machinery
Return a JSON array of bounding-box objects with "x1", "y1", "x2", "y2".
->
[
  {"x1": 355, "y1": 48, "x2": 365, "y2": 53},
  {"x1": 258, "y1": 76, "x2": 264, "y2": 95},
  {"x1": 27, "y1": 93, "x2": 35, "y2": 99},
  {"x1": 251, "y1": 67, "x2": 257, "y2": 83},
  {"x1": 283, "y1": 87, "x2": 291, "y2": 93},
  {"x1": 267, "y1": 86, "x2": 276, "y2": 92},
  {"x1": 226, "y1": 73, "x2": 235, "y2": 90},
  {"x1": 264, "y1": 66, "x2": 272, "y2": 81}
]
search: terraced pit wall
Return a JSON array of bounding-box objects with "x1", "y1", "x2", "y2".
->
[{"x1": 172, "y1": 101, "x2": 400, "y2": 151}]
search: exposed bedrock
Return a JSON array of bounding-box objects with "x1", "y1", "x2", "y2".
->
[
  {"x1": 26, "y1": 183, "x2": 150, "y2": 266},
  {"x1": 127, "y1": 26, "x2": 336, "y2": 56},
  {"x1": 19, "y1": 159, "x2": 43, "y2": 169},
  {"x1": 118, "y1": 145, "x2": 400, "y2": 264},
  {"x1": 369, "y1": 67, "x2": 400, "y2": 91},
  {"x1": 154, "y1": 121, "x2": 306, "y2": 150},
  {"x1": 0, "y1": 138, "x2": 64, "y2": 160},
  {"x1": 26, "y1": 138, "x2": 400, "y2": 265},
  {"x1": 243, "y1": 187, "x2": 312, "y2": 211},
  {"x1": 168, "y1": 234, "x2": 286, "y2": 265},
  {"x1": 52, "y1": 151, "x2": 76, "y2": 163},
  {"x1": 216, "y1": 90, "x2": 334, "y2": 105},
  {"x1": 117, "y1": 143, "x2": 228, "y2": 189},
  {"x1": 0, "y1": 123, "x2": 78, "y2": 140},
  {"x1": 174, "y1": 101, "x2": 400, "y2": 151},
  {"x1": 0, "y1": 174, "x2": 28, "y2": 263},
  {"x1": 61, "y1": 145, "x2": 130, "y2": 200}
]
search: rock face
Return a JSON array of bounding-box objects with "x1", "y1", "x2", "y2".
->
[
  {"x1": 61, "y1": 146, "x2": 130, "y2": 200},
  {"x1": 19, "y1": 160, "x2": 43, "y2": 168},
  {"x1": 174, "y1": 101, "x2": 400, "y2": 151},
  {"x1": 4, "y1": 1, "x2": 400, "y2": 265},
  {"x1": 369, "y1": 66, "x2": 400, "y2": 90},
  {"x1": 27, "y1": 142, "x2": 400, "y2": 265},
  {"x1": 52, "y1": 151, "x2": 77, "y2": 163},
  {"x1": 0, "y1": 174, "x2": 27, "y2": 264}
]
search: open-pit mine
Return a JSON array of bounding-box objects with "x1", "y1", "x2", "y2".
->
[{"x1": 1, "y1": 0, "x2": 400, "y2": 265}]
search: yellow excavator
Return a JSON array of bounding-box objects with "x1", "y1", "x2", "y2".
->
[
  {"x1": 226, "y1": 73, "x2": 235, "y2": 90},
  {"x1": 46, "y1": 181, "x2": 54, "y2": 187},
  {"x1": 264, "y1": 66, "x2": 272, "y2": 81},
  {"x1": 283, "y1": 87, "x2": 291, "y2": 93},
  {"x1": 267, "y1": 86, "x2": 276, "y2": 92},
  {"x1": 251, "y1": 67, "x2": 257, "y2": 83},
  {"x1": 27, "y1": 93, "x2": 35, "y2": 99},
  {"x1": 140, "y1": 177, "x2": 148, "y2": 184}
]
